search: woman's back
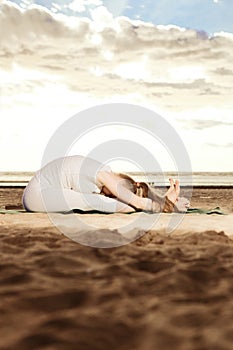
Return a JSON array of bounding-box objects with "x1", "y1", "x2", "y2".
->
[{"x1": 35, "y1": 155, "x2": 111, "y2": 193}]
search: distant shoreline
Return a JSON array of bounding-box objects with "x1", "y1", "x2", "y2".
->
[{"x1": 0, "y1": 171, "x2": 232, "y2": 187}]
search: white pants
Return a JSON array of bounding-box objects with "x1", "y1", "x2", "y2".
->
[{"x1": 22, "y1": 177, "x2": 122, "y2": 213}]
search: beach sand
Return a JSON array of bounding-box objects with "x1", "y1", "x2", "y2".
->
[{"x1": 0, "y1": 187, "x2": 233, "y2": 350}]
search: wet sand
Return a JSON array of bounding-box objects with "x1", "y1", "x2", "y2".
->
[{"x1": 0, "y1": 187, "x2": 233, "y2": 350}]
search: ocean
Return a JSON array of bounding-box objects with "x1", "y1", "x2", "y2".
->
[{"x1": 0, "y1": 172, "x2": 232, "y2": 187}]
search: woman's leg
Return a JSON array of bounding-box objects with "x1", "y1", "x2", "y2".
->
[{"x1": 24, "y1": 186, "x2": 135, "y2": 213}]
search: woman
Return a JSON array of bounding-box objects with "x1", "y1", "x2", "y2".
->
[{"x1": 22, "y1": 155, "x2": 190, "y2": 213}]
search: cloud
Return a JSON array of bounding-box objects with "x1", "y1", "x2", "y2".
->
[
  {"x1": 67, "y1": 0, "x2": 103, "y2": 13},
  {"x1": 177, "y1": 119, "x2": 233, "y2": 130},
  {"x1": 207, "y1": 143, "x2": 233, "y2": 148},
  {"x1": 1, "y1": 1, "x2": 233, "y2": 172},
  {"x1": 212, "y1": 67, "x2": 233, "y2": 76},
  {"x1": 0, "y1": 1, "x2": 233, "y2": 113}
]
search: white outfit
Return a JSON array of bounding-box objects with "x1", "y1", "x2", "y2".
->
[{"x1": 23, "y1": 155, "x2": 119, "y2": 213}]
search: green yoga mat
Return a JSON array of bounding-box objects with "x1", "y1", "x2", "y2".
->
[
  {"x1": 0, "y1": 207, "x2": 226, "y2": 215},
  {"x1": 0, "y1": 209, "x2": 27, "y2": 214},
  {"x1": 186, "y1": 207, "x2": 226, "y2": 215}
]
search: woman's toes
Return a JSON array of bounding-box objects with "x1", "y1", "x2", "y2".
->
[{"x1": 169, "y1": 178, "x2": 174, "y2": 186}]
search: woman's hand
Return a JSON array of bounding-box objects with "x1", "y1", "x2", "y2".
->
[{"x1": 174, "y1": 197, "x2": 190, "y2": 212}]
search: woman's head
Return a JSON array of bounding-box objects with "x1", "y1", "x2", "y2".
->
[{"x1": 117, "y1": 173, "x2": 149, "y2": 198}]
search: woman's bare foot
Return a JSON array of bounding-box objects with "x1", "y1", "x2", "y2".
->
[{"x1": 165, "y1": 178, "x2": 180, "y2": 204}]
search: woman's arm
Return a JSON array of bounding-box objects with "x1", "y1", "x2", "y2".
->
[{"x1": 97, "y1": 171, "x2": 153, "y2": 211}]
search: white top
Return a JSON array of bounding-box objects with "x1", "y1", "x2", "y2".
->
[{"x1": 35, "y1": 155, "x2": 112, "y2": 193}]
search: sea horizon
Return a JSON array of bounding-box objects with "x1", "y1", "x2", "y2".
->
[{"x1": 0, "y1": 171, "x2": 233, "y2": 187}]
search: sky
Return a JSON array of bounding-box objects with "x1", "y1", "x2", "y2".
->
[{"x1": 0, "y1": 0, "x2": 233, "y2": 172}]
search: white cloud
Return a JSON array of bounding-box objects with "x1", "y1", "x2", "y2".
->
[
  {"x1": 19, "y1": 0, "x2": 32, "y2": 6},
  {"x1": 178, "y1": 119, "x2": 233, "y2": 130},
  {"x1": 67, "y1": 0, "x2": 103, "y2": 13},
  {"x1": 90, "y1": 5, "x2": 113, "y2": 29},
  {"x1": 67, "y1": 0, "x2": 86, "y2": 13},
  {"x1": 168, "y1": 66, "x2": 206, "y2": 82},
  {"x1": 51, "y1": 2, "x2": 62, "y2": 13},
  {"x1": 214, "y1": 31, "x2": 233, "y2": 40},
  {"x1": 0, "y1": 1, "x2": 233, "y2": 171},
  {"x1": 1, "y1": 1, "x2": 233, "y2": 108},
  {"x1": 113, "y1": 58, "x2": 149, "y2": 81}
]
